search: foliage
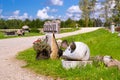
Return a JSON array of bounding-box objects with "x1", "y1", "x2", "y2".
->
[
  {"x1": 79, "y1": 0, "x2": 96, "y2": 27},
  {"x1": 0, "y1": 18, "x2": 96, "y2": 30},
  {"x1": 61, "y1": 18, "x2": 77, "y2": 28},
  {"x1": 101, "y1": 0, "x2": 120, "y2": 27},
  {"x1": 17, "y1": 29, "x2": 120, "y2": 80},
  {"x1": 33, "y1": 39, "x2": 51, "y2": 59},
  {"x1": 60, "y1": 28, "x2": 80, "y2": 33},
  {"x1": 30, "y1": 28, "x2": 40, "y2": 33},
  {"x1": 0, "y1": 19, "x2": 44, "y2": 29},
  {"x1": 33, "y1": 39, "x2": 51, "y2": 54},
  {"x1": 0, "y1": 32, "x2": 5, "y2": 39},
  {"x1": 0, "y1": 31, "x2": 43, "y2": 39},
  {"x1": 0, "y1": 27, "x2": 79, "y2": 39}
]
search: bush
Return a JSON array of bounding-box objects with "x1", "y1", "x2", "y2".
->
[
  {"x1": 30, "y1": 28, "x2": 40, "y2": 33},
  {"x1": 33, "y1": 39, "x2": 51, "y2": 59}
]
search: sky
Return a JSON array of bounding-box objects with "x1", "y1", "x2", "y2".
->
[{"x1": 0, "y1": 0, "x2": 111, "y2": 21}]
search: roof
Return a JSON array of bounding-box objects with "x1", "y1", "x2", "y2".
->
[{"x1": 22, "y1": 25, "x2": 29, "y2": 29}]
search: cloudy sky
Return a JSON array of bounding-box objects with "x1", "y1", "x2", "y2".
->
[{"x1": 0, "y1": 0, "x2": 106, "y2": 20}]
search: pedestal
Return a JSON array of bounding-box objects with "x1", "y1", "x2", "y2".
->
[{"x1": 62, "y1": 60, "x2": 93, "y2": 69}]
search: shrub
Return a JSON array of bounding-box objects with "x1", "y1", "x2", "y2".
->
[{"x1": 33, "y1": 39, "x2": 51, "y2": 59}]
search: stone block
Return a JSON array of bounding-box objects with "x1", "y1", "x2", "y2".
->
[{"x1": 62, "y1": 60, "x2": 93, "y2": 69}]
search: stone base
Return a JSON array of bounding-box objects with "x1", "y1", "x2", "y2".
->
[
  {"x1": 118, "y1": 33, "x2": 120, "y2": 37},
  {"x1": 62, "y1": 60, "x2": 93, "y2": 69}
]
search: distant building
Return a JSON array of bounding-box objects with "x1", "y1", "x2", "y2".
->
[{"x1": 43, "y1": 20, "x2": 61, "y2": 33}]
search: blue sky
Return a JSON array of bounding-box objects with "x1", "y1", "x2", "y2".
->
[{"x1": 0, "y1": 0, "x2": 108, "y2": 20}]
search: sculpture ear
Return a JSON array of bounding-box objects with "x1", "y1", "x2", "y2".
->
[
  {"x1": 70, "y1": 42, "x2": 76, "y2": 53},
  {"x1": 61, "y1": 40, "x2": 68, "y2": 48}
]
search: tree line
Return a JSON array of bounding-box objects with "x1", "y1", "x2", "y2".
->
[
  {"x1": 0, "y1": 18, "x2": 103, "y2": 29},
  {"x1": 0, "y1": 0, "x2": 120, "y2": 29},
  {"x1": 0, "y1": 19, "x2": 44, "y2": 29}
]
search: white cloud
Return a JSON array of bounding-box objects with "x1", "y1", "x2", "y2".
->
[
  {"x1": 50, "y1": 9, "x2": 58, "y2": 12},
  {"x1": 67, "y1": 5, "x2": 81, "y2": 13},
  {"x1": 19, "y1": 13, "x2": 28, "y2": 20},
  {"x1": 51, "y1": 0, "x2": 63, "y2": 6},
  {"x1": 37, "y1": 6, "x2": 55, "y2": 19},
  {"x1": 66, "y1": 13, "x2": 73, "y2": 17},
  {"x1": 8, "y1": 10, "x2": 31, "y2": 20},
  {"x1": 0, "y1": 9, "x2": 3, "y2": 18},
  {"x1": 13, "y1": 10, "x2": 20, "y2": 16},
  {"x1": 37, "y1": 7, "x2": 49, "y2": 19},
  {"x1": 66, "y1": 5, "x2": 82, "y2": 20},
  {"x1": 8, "y1": 10, "x2": 20, "y2": 19},
  {"x1": 95, "y1": 3, "x2": 104, "y2": 11}
]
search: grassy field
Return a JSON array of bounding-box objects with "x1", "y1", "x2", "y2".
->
[
  {"x1": 60, "y1": 28, "x2": 80, "y2": 33},
  {"x1": 0, "y1": 32, "x2": 43, "y2": 39},
  {"x1": 17, "y1": 29, "x2": 120, "y2": 80},
  {"x1": 0, "y1": 28, "x2": 79, "y2": 39}
]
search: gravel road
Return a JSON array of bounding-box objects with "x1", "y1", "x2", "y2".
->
[{"x1": 0, "y1": 27, "x2": 101, "y2": 80}]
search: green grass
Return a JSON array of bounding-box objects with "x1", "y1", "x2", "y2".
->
[
  {"x1": 0, "y1": 28, "x2": 79, "y2": 39},
  {"x1": 60, "y1": 28, "x2": 80, "y2": 33},
  {"x1": 62, "y1": 28, "x2": 120, "y2": 60},
  {"x1": 0, "y1": 32, "x2": 43, "y2": 39},
  {"x1": 0, "y1": 32, "x2": 5, "y2": 39},
  {"x1": 17, "y1": 28, "x2": 120, "y2": 80}
]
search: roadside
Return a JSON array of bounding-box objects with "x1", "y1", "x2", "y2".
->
[{"x1": 0, "y1": 27, "x2": 101, "y2": 80}]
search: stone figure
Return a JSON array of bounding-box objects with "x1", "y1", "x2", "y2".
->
[
  {"x1": 62, "y1": 41, "x2": 90, "y2": 61},
  {"x1": 50, "y1": 33, "x2": 63, "y2": 59}
]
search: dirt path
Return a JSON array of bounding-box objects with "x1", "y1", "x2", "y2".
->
[{"x1": 0, "y1": 27, "x2": 101, "y2": 80}]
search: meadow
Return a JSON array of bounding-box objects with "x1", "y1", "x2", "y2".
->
[
  {"x1": 17, "y1": 29, "x2": 120, "y2": 80},
  {"x1": 0, "y1": 28, "x2": 79, "y2": 39},
  {"x1": 0, "y1": 32, "x2": 43, "y2": 39}
]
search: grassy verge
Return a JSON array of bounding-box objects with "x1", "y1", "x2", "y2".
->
[
  {"x1": 0, "y1": 28, "x2": 79, "y2": 39},
  {"x1": 60, "y1": 28, "x2": 80, "y2": 33},
  {"x1": 0, "y1": 32, "x2": 43, "y2": 39},
  {"x1": 62, "y1": 28, "x2": 120, "y2": 60},
  {"x1": 17, "y1": 29, "x2": 120, "y2": 80}
]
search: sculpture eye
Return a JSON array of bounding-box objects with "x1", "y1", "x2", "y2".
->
[{"x1": 68, "y1": 48, "x2": 71, "y2": 51}]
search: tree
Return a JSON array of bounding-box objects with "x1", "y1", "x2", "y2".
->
[
  {"x1": 23, "y1": 19, "x2": 31, "y2": 27},
  {"x1": 89, "y1": 0, "x2": 97, "y2": 18},
  {"x1": 61, "y1": 21, "x2": 66, "y2": 28},
  {"x1": 65, "y1": 18, "x2": 76, "y2": 28},
  {"x1": 0, "y1": 19, "x2": 8, "y2": 29},
  {"x1": 79, "y1": 0, "x2": 89, "y2": 27},
  {"x1": 79, "y1": 0, "x2": 95, "y2": 27},
  {"x1": 115, "y1": 0, "x2": 120, "y2": 12},
  {"x1": 76, "y1": 19, "x2": 85, "y2": 27},
  {"x1": 113, "y1": 0, "x2": 120, "y2": 24},
  {"x1": 89, "y1": 0, "x2": 97, "y2": 26}
]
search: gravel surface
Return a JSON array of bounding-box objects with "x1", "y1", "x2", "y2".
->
[{"x1": 0, "y1": 27, "x2": 101, "y2": 80}]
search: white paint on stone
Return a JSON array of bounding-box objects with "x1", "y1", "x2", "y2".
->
[{"x1": 63, "y1": 42, "x2": 90, "y2": 61}]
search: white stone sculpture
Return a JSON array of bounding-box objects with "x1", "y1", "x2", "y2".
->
[{"x1": 62, "y1": 42, "x2": 90, "y2": 61}]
